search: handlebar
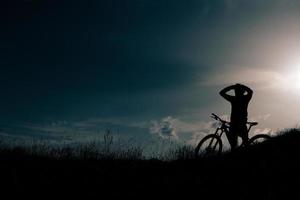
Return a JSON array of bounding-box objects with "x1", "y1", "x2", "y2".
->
[
  {"x1": 211, "y1": 113, "x2": 258, "y2": 127},
  {"x1": 211, "y1": 113, "x2": 228, "y2": 124}
]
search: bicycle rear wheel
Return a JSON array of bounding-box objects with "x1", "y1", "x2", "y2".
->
[
  {"x1": 195, "y1": 134, "x2": 223, "y2": 157},
  {"x1": 248, "y1": 134, "x2": 271, "y2": 145}
]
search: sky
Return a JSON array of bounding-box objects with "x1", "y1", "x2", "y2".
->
[{"x1": 1, "y1": 0, "x2": 300, "y2": 148}]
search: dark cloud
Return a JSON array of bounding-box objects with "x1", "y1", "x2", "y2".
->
[{"x1": 0, "y1": 0, "x2": 208, "y2": 123}]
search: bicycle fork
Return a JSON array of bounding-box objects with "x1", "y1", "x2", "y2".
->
[{"x1": 209, "y1": 128, "x2": 223, "y2": 150}]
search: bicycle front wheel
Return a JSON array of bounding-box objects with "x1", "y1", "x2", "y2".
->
[
  {"x1": 248, "y1": 134, "x2": 271, "y2": 145},
  {"x1": 195, "y1": 134, "x2": 223, "y2": 157}
]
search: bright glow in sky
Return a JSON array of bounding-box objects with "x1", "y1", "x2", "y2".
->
[{"x1": 284, "y1": 64, "x2": 300, "y2": 90}]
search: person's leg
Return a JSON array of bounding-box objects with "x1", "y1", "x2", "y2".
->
[
  {"x1": 240, "y1": 125, "x2": 249, "y2": 146},
  {"x1": 227, "y1": 127, "x2": 238, "y2": 150}
]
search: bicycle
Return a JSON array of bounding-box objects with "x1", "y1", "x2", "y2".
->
[{"x1": 195, "y1": 113, "x2": 271, "y2": 157}]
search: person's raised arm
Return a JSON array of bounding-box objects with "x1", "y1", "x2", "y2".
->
[
  {"x1": 239, "y1": 84, "x2": 253, "y2": 99},
  {"x1": 219, "y1": 85, "x2": 235, "y2": 102}
]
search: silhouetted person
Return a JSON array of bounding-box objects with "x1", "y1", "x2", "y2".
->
[{"x1": 220, "y1": 83, "x2": 253, "y2": 149}]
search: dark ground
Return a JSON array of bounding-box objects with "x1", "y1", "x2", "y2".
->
[{"x1": 1, "y1": 130, "x2": 300, "y2": 199}]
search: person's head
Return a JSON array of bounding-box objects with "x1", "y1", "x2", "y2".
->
[{"x1": 234, "y1": 84, "x2": 244, "y2": 97}]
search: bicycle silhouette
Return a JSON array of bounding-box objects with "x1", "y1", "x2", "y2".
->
[{"x1": 195, "y1": 113, "x2": 271, "y2": 156}]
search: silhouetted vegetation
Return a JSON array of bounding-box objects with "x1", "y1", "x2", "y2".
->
[
  {"x1": 0, "y1": 131, "x2": 144, "y2": 161},
  {"x1": 0, "y1": 129, "x2": 300, "y2": 199}
]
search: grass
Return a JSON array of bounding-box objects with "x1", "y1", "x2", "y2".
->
[
  {"x1": 0, "y1": 130, "x2": 197, "y2": 161},
  {"x1": 0, "y1": 128, "x2": 300, "y2": 199},
  {"x1": 0, "y1": 128, "x2": 284, "y2": 161},
  {"x1": 0, "y1": 127, "x2": 298, "y2": 162},
  {"x1": 0, "y1": 132, "x2": 145, "y2": 161}
]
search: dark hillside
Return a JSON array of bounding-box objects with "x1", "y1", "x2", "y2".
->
[{"x1": 1, "y1": 129, "x2": 300, "y2": 199}]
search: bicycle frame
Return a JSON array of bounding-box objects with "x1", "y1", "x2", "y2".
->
[
  {"x1": 211, "y1": 113, "x2": 257, "y2": 144},
  {"x1": 213, "y1": 125, "x2": 227, "y2": 143}
]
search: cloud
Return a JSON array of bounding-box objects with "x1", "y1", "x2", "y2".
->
[
  {"x1": 149, "y1": 115, "x2": 224, "y2": 144},
  {"x1": 249, "y1": 114, "x2": 271, "y2": 122},
  {"x1": 253, "y1": 128, "x2": 274, "y2": 136},
  {"x1": 258, "y1": 114, "x2": 271, "y2": 121},
  {"x1": 200, "y1": 68, "x2": 286, "y2": 90},
  {"x1": 16, "y1": 117, "x2": 150, "y2": 144},
  {"x1": 72, "y1": 117, "x2": 147, "y2": 129},
  {"x1": 201, "y1": 67, "x2": 300, "y2": 94},
  {"x1": 150, "y1": 116, "x2": 177, "y2": 139}
]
